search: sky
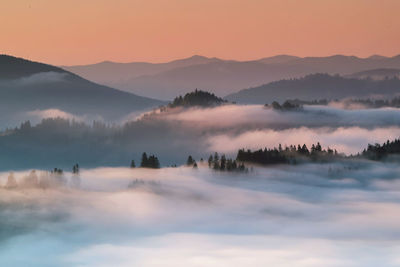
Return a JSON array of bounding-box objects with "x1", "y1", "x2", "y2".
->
[{"x1": 1, "y1": 0, "x2": 400, "y2": 65}]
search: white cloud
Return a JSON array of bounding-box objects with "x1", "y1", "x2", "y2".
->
[
  {"x1": 206, "y1": 127, "x2": 400, "y2": 155},
  {"x1": 1, "y1": 164, "x2": 400, "y2": 266},
  {"x1": 162, "y1": 104, "x2": 400, "y2": 129},
  {"x1": 15, "y1": 71, "x2": 69, "y2": 85},
  {"x1": 27, "y1": 109, "x2": 82, "y2": 121}
]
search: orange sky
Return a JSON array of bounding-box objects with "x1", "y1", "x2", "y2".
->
[{"x1": 1, "y1": 0, "x2": 400, "y2": 65}]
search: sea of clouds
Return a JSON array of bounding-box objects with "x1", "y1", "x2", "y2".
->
[
  {"x1": 0, "y1": 162, "x2": 400, "y2": 266},
  {"x1": 0, "y1": 102, "x2": 399, "y2": 266}
]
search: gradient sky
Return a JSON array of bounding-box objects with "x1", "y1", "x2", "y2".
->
[{"x1": 1, "y1": 0, "x2": 400, "y2": 65}]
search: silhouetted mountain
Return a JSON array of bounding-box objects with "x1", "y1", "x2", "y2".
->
[
  {"x1": 0, "y1": 54, "x2": 64, "y2": 79},
  {"x1": 0, "y1": 55, "x2": 164, "y2": 124},
  {"x1": 225, "y1": 74, "x2": 400, "y2": 104},
  {"x1": 62, "y1": 54, "x2": 400, "y2": 100},
  {"x1": 346, "y1": 68, "x2": 400, "y2": 80}
]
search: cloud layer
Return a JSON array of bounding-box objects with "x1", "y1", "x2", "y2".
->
[
  {"x1": 206, "y1": 126, "x2": 400, "y2": 155},
  {"x1": 27, "y1": 109, "x2": 82, "y2": 121},
  {"x1": 163, "y1": 104, "x2": 400, "y2": 129},
  {"x1": 1, "y1": 163, "x2": 400, "y2": 266}
]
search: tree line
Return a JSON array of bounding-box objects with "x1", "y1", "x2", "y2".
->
[
  {"x1": 267, "y1": 97, "x2": 400, "y2": 109},
  {"x1": 184, "y1": 153, "x2": 247, "y2": 172},
  {"x1": 130, "y1": 139, "x2": 400, "y2": 170},
  {"x1": 265, "y1": 100, "x2": 303, "y2": 111},
  {"x1": 362, "y1": 139, "x2": 400, "y2": 160},
  {"x1": 236, "y1": 143, "x2": 339, "y2": 165},
  {"x1": 130, "y1": 152, "x2": 160, "y2": 169}
]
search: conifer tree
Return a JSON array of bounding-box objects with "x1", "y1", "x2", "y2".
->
[
  {"x1": 186, "y1": 155, "x2": 195, "y2": 166},
  {"x1": 208, "y1": 155, "x2": 213, "y2": 167},
  {"x1": 220, "y1": 155, "x2": 226, "y2": 170},
  {"x1": 213, "y1": 159, "x2": 220, "y2": 170},
  {"x1": 6, "y1": 172, "x2": 17, "y2": 188},
  {"x1": 140, "y1": 152, "x2": 148, "y2": 167},
  {"x1": 72, "y1": 164, "x2": 80, "y2": 174}
]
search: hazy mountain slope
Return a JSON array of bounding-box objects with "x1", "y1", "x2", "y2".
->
[
  {"x1": 0, "y1": 55, "x2": 164, "y2": 122},
  {"x1": 225, "y1": 74, "x2": 400, "y2": 104},
  {"x1": 283, "y1": 55, "x2": 400, "y2": 74},
  {"x1": 121, "y1": 60, "x2": 306, "y2": 99},
  {"x1": 62, "y1": 55, "x2": 221, "y2": 87},
  {"x1": 346, "y1": 68, "x2": 400, "y2": 80},
  {"x1": 257, "y1": 55, "x2": 300, "y2": 64},
  {"x1": 62, "y1": 54, "x2": 400, "y2": 100}
]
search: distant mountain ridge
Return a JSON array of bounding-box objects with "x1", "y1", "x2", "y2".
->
[
  {"x1": 225, "y1": 73, "x2": 400, "y2": 104},
  {"x1": 0, "y1": 55, "x2": 164, "y2": 124},
  {"x1": 61, "y1": 55, "x2": 222, "y2": 86},
  {"x1": 257, "y1": 55, "x2": 301, "y2": 64},
  {"x1": 346, "y1": 68, "x2": 400, "y2": 80},
  {"x1": 62, "y1": 54, "x2": 400, "y2": 100}
]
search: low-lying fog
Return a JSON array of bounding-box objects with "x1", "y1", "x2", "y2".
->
[
  {"x1": 1, "y1": 100, "x2": 400, "y2": 266},
  {"x1": 1, "y1": 162, "x2": 400, "y2": 266},
  {"x1": 1, "y1": 103, "x2": 400, "y2": 169}
]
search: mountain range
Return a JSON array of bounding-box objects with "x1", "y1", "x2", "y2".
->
[
  {"x1": 2, "y1": 54, "x2": 400, "y2": 127},
  {"x1": 63, "y1": 54, "x2": 400, "y2": 100}
]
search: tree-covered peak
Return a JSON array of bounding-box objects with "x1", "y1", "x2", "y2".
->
[{"x1": 169, "y1": 89, "x2": 227, "y2": 108}]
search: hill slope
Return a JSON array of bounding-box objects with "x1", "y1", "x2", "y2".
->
[
  {"x1": 225, "y1": 74, "x2": 400, "y2": 104},
  {"x1": 0, "y1": 55, "x2": 164, "y2": 123}
]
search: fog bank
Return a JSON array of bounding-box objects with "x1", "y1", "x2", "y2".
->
[{"x1": 1, "y1": 163, "x2": 400, "y2": 266}]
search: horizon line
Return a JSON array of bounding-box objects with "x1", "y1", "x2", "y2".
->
[
  {"x1": 60, "y1": 53, "x2": 400, "y2": 67},
  {"x1": 3, "y1": 53, "x2": 400, "y2": 67}
]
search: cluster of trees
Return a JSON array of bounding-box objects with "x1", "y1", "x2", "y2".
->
[
  {"x1": 168, "y1": 89, "x2": 227, "y2": 108},
  {"x1": 236, "y1": 143, "x2": 339, "y2": 165},
  {"x1": 274, "y1": 97, "x2": 400, "y2": 109},
  {"x1": 339, "y1": 97, "x2": 400, "y2": 108},
  {"x1": 51, "y1": 168, "x2": 64, "y2": 175},
  {"x1": 186, "y1": 155, "x2": 198, "y2": 168},
  {"x1": 127, "y1": 179, "x2": 161, "y2": 189},
  {"x1": 279, "y1": 99, "x2": 329, "y2": 106},
  {"x1": 265, "y1": 100, "x2": 303, "y2": 111},
  {"x1": 7, "y1": 118, "x2": 115, "y2": 136},
  {"x1": 128, "y1": 153, "x2": 160, "y2": 169},
  {"x1": 137, "y1": 152, "x2": 160, "y2": 169},
  {"x1": 362, "y1": 139, "x2": 400, "y2": 160},
  {"x1": 2, "y1": 164, "x2": 81, "y2": 189},
  {"x1": 207, "y1": 152, "x2": 247, "y2": 172}
]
